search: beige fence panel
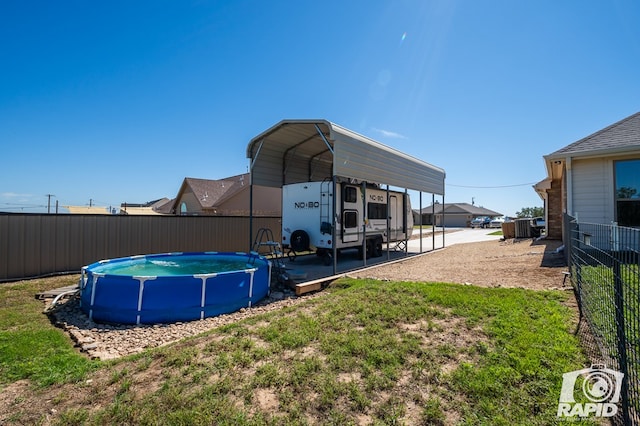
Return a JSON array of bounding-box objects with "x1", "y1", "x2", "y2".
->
[{"x1": 0, "y1": 214, "x2": 281, "y2": 281}]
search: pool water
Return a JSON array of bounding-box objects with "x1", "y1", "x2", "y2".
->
[{"x1": 89, "y1": 255, "x2": 250, "y2": 276}]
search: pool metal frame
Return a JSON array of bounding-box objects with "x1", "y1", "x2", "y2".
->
[{"x1": 80, "y1": 251, "x2": 271, "y2": 325}]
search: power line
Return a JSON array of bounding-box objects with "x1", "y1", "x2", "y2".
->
[
  {"x1": 1, "y1": 205, "x2": 47, "y2": 210},
  {"x1": 447, "y1": 182, "x2": 538, "y2": 189}
]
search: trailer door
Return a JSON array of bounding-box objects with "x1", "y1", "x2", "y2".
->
[
  {"x1": 389, "y1": 195, "x2": 399, "y2": 241},
  {"x1": 341, "y1": 185, "x2": 360, "y2": 243}
]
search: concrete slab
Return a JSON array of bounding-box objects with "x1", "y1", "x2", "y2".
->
[{"x1": 283, "y1": 227, "x2": 503, "y2": 290}]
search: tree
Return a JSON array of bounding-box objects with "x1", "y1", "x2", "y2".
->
[
  {"x1": 516, "y1": 206, "x2": 544, "y2": 218},
  {"x1": 617, "y1": 186, "x2": 637, "y2": 199}
]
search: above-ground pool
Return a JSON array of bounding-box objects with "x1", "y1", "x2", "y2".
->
[{"x1": 80, "y1": 252, "x2": 271, "y2": 325}]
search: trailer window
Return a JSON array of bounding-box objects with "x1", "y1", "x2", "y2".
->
[
  {"x1": 368, "y1": 203, "x2": 388, "y2": 220},
  {"x1": 344, "y1": 186, "x2": 358, "y2": 203},
  {"x1": 344, "y1": 210, "x2": 358, "y2": 228}
]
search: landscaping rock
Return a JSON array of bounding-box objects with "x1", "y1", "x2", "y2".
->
[{"x1": 47, "y1": 290, "x2": 322, "y2": 360}]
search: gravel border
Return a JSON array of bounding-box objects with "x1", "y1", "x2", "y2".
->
[{"x1": 48, "y1": 288, "x2": 324, "y2": 360}]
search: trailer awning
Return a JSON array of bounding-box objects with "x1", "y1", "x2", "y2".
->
[{"x1": 246, "y1": 119, "x2": 445, "y2": 194}]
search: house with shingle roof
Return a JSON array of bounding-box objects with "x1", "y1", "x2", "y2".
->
[
  {"x1": 120, "y1": 198, "x2": 173, "y2": 215},
  {"x1": 171, "y1": 173, "x2": 281, "y2": 216},
  {"x1": 414, "y1": 202, "x2": 502, "y2": 227},
  {"x1": 535, "y1": 111, "x2": 640, "y2": 240}
]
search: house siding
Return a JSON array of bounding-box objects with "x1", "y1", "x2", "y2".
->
[
  {"x1": 571, "y1": 158, "x2": 614, "y2": 223},
  {"x1": 540, "y1": 112, "x2": 640, "y2": 246},
  {"x1": 178, "y1": 190, "x2": 204, "y2": 215}
]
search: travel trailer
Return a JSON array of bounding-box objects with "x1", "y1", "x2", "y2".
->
[{"x1": 281, "y1": 180, "x2": 413, "y2": 263}]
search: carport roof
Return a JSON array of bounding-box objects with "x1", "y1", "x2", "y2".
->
[{"x1": 246, "y1": 119, "x2": 445, "y2": 194}]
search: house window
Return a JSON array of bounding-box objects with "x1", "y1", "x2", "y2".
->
[
  {"x1": 615, "y1": 159, "x2": 640, "y2": 227},
  {"x1": 180, "y1": 202, "x2": 187, "y2": 215}
]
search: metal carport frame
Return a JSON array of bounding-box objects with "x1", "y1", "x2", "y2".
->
[{"x1": 246, "y1": 119, "x2": 446, "y2": 275}]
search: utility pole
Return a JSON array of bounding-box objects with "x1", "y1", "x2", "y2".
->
[{"x1": 46, "y1": 194, "x2": 55, "y2": 214}]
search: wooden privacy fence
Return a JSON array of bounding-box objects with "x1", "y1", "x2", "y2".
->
[{"x1": 0, "y1": 214, "x2": 281, "y2": 282}]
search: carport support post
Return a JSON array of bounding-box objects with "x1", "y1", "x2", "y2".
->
[
  {"x1": 386, "y1": 185, "x2": 391, "y2": 260},
  {"x1": 362, "y1": 181, "x2": 367, "y2": 267},
  {"x1": 442, "y1": 194, "x2": 445, "y2": 247},
  {"x1": 432, "y1": 193, "x2": 435, "y2": 251},
  {"x1": 332, "y1": 175, "x2": 338, "y2": 274},
  {"x1": 404, "y1": 189, "x2": 409, "y2": 255},
  {"x1": 249, "y1": 181, "x2": 254, "y2": 251},
  {"x1": 419, "y1": 192, "x2": 423, "y2": 253}
]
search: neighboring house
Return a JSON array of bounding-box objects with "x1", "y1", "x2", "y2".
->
[
  {"x1": 64, "y1": 205, "x2": 117, "y2": 215},
  {"x1": 535, "y1": 111, "x2": 640, "y2": 240},
  {"x1": 65, "y1": 199, "x2": 173, "y2": 215},
  {"x1": 120, "y1": 198, "x2": 173, "y2": 215},
  {"x1": 171, "y1": 173, "x2": 282, "y2": 216},
  {"x1": 414, "y1": 203, "x2": 502, "y2": 227}
]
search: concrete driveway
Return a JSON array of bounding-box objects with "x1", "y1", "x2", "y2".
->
[
  {"x1": 407, "y1": 227, "x2": 503, "y2": 253},
  {"x1": 284, "y1": 227, "x2": 504, "y2": 292}
]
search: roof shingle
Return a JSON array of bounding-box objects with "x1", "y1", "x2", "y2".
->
[
  {"x1": 184, "y1": 174, "x2": 248, "y2": 209},
  {"x1": 417, "y1": 202, "x2": 501, "y2": 217},
  {"x1": 547, "y1": 111, "x2": 640, "y2": 158}
]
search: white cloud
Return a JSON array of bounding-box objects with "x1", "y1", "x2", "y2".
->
[
  {"x1": 372, "y1": 128, "x2": 407, "y2": 139},
  {"x1": 1, "y1": 192, "x2": 32, "y2": 198}
]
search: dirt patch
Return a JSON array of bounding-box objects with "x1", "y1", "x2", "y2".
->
[{"x1": 350, "y1": 238, "x2": 568, "y2": 291}]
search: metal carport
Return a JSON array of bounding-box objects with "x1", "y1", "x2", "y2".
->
[{"x1": 246, "y1": 119, "x2": 446, "y2": 276}]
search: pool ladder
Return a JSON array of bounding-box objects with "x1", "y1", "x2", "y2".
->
[{"x1": 252, "y1": 228, "x2": 288, "y2": 284}]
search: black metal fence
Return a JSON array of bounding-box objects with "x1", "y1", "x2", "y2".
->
[{"x1": 567, "y1": 215, "x2": 640, "y2": 424}]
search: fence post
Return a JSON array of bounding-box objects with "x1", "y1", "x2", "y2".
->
[
  {"x1": 569, "y1": 216, "x2": 583, "y2": 321},
  {"x1": 612, "y1": 232, "x2": 630, "y2": 424}
]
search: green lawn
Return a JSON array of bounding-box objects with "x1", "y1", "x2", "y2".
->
[
  {"x1": 0, "y1": 276, "x2": 96, "y2": 387},
  {"x1": 1, "y1": 274, "x2": 587, "y2": 425}
]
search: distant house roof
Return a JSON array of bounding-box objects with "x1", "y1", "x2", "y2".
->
[
  {"x1": 64, "y1": 206, "x2": 113, "y2": 215},
  {"x1": 153, "y1": 198, "x2": 175, "y2": 214},
  {"x1": 173, "y1": 174, "x2": 249, "y2": 212},
  {"x1": 120, "y1": 198, "x2": 173, "y2": 215},
  {"x1": 546, "y1": 111, "x2": 640, "y2": 160},
  {"x1": 416, "y1": 203, "x2": 501, "y2": 217}
]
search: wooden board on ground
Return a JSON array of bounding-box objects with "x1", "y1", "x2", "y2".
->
[
  {"x1": 35, "y1": 285, "x2": 78, "y2": 300},
  {"x1": 295, "y1": 280, "x2": 323, "y2": 296}
]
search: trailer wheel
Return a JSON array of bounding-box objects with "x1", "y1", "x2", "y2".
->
[
  {"x1": 360, "y1": 239, "x2": 378, "y2": 259},
  {"x1": 290, "y1": 230, "x2": 310, "y2": 253},
  {"x1": 373, "y1": 236, "x2": 383, "y2": 257},
  {"x1": 360, "y1": 241, "x2": 373, "y2": 259}
]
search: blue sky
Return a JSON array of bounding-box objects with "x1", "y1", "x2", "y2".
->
[{"x1": 1, "y1": 0, "x2": 639, "y2": 216}]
